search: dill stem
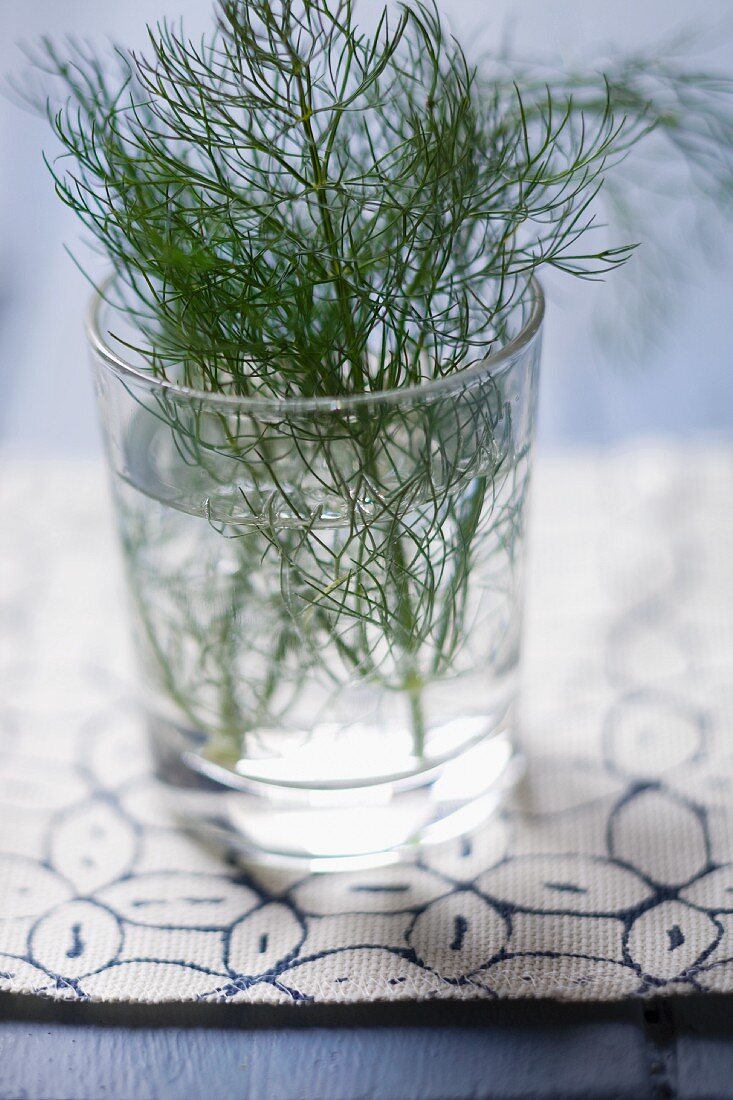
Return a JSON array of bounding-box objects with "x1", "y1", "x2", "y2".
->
[
  {"x1": 405, "y1": 671, "x2": 427, "y2": 762},
  {"x1": 215, "y1": 593, "x2": 246, "y2": 763},
  {"x1": 391, "y1": 529, "x2": 428, "y2": 761},
  {"x1": 292, "y1": 66, "x2": 367, "y2": 394}
]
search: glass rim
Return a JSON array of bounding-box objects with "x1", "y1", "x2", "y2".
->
[{"x1": 87, "y1": 275, "x2": 544, "y2": 414}]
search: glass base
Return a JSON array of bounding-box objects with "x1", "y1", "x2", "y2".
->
[{"x1": 149, "y1": 713, "x2": 523, "y2": 872}]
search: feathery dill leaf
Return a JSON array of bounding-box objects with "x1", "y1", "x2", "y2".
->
[
  {"x1": 18, "y1": 0, "x2": 733, "y2": 395},
  {"x1": 12, "y1": 3, "x2": 733, "y2": 771}
]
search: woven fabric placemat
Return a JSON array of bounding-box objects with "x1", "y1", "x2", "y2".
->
[{"x1": 1, "y1": 444, "x2": 732, "y2": 1004}]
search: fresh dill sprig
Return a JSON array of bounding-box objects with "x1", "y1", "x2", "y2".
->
[
  {"x1": 19, "y1": 0, "x2": 733, "y2": 397},
  {"x1": 15, "y1": 3, "x2": 733, "y2": 771}
]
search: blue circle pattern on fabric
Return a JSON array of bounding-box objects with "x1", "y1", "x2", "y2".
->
[{"x1": 1, "y1": 451, "x2": 732, "y2": 1004}]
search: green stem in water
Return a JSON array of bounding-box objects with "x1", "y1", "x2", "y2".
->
[
  {"x1": 405, "y1": 670, "x2": 427, "y2": 762},
  {"x1": 391, "y1": 530, "x2": 428, "y2": 761}
]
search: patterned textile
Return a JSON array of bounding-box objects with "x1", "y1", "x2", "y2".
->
[{"x1": 1, "y1": 445, "x2": 732, "y2": 1004}]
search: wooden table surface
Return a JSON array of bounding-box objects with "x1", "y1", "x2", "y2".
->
[{"x1": 3, "y1": 991, "x2": 733, "y2": 1099}]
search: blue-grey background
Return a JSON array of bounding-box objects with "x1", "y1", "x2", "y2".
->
[{"x1": 0, "y1": 0, "x2": 731, "y2": 456}]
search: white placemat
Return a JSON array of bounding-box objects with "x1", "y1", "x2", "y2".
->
[{"x1": 1, "y1": 444, "x2": 732, "y2": 1004}]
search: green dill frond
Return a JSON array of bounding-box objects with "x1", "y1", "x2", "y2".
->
[
  {"x1": 15, "y1": 2, "x2": 733, "y2": 770},
  {"x1": 16, "y1": 0, "x2": 733, "y2": 396}
]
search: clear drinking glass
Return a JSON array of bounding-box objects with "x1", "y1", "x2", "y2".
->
[{"x1": 89, "y1": 279, "x2": 544, "y2": 869}]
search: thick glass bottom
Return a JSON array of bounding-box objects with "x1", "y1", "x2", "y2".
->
[{"x1": 149, "y1": 710, "x2": 522, "y2": 872}]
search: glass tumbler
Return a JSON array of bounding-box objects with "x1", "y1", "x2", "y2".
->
[{"x1": 89, "y1": 280, "x2": 544, "y2": 869}]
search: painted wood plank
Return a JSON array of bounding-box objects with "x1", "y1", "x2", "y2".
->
[{"x1": 0, "y1": 997, "x2": 651, "y2": 1100}]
